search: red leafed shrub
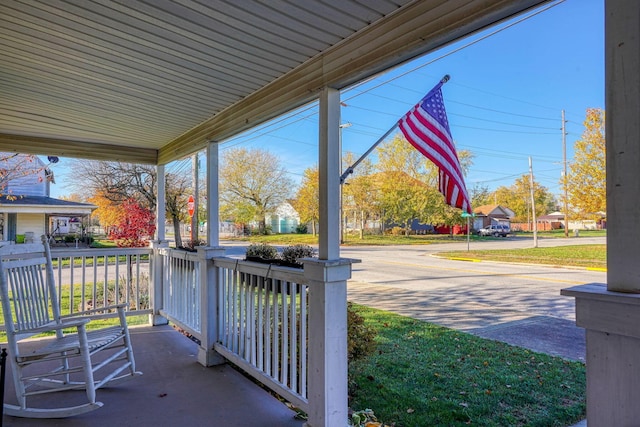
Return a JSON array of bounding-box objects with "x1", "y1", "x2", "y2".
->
[{"x1": 108, "y1": 199, "x2": 156, "y2": 247}]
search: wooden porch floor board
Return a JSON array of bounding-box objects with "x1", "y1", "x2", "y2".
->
[{"x1": 1, "y1": 324, "x2": 304, "y2": 427}]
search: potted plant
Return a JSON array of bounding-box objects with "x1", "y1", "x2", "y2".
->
[
  {"x1": 178, "y1": 238, "x2": 206, "y2": 252},
  {"x1": 245, "y1": 243, "x2": 279, "y2": 263},
  {"x1": 279, "y1": 244, "x2": 316, "y2": 268}
]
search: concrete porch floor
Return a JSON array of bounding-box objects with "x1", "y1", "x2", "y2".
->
[{"x1": 1, "y1": 324, "x2": 305, "y2": 427}]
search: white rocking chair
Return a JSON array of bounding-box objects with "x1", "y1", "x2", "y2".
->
[{"x1": 0, "y1": 236, "x2": 142, "y2": 418}]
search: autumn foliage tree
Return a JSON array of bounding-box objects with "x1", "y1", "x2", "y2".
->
[
  {"x1": 108, "y1": 199, "x2": 156, "y2": 247},
  {"x1": 291, "y1": 167, "x2": 319, "y2": 235},
  {"x1": 220, "y1": 148, "x2": 293, "y2": 233},
  {"x1": 493, "y1": 175, "x2": 555, "y2": 223},
  {"x1": 567, "y1": 108, "x2": 606, "y2": 218},
  {"x1": 89, "y1": 192, "x2": 125, "y2": 234}
]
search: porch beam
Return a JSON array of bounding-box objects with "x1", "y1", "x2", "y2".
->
[
  {"x1": 318, "y1": 87, "x2": 341, "y2": 260},
  {"x1": 0, "y1": 134, "x2": 157, "y2": 164},
  {"x1": 157, "y1": 1, "x2": 548, "y2": 165}
]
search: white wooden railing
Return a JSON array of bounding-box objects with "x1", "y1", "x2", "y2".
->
[
  {"x1": 49, "y1": 247, "x2": 153, "y2": 317},
  {"x1": 156, "y1": 247, "x2": 201, "y2": 337},
  {"x1": 213, "y1": 258, "x2": 309, "y2": 411}
]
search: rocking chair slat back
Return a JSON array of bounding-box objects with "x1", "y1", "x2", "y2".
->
[{"x1": 5, "y1": 257, "x2": 52, "y2": 333}]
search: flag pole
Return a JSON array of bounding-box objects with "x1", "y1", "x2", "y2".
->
[{"x1": 340, "y1": 74, "x2": 450, "y2": 184}]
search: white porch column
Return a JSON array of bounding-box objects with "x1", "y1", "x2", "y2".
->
[
  {"x1": 304, "y1": 87, "x2": 349, "y2": 427},
  {"x1": 156, "y1": 164, "x2": 166, "y2": 242},
  {"x1": 197, "y1": 141, "x2": 225, "y2": 366},
  {"x1": 562, "y1": 1, "x2": 640, "y2": 425},
  {"x1": 318, "y1": 86, "x2": 341, "y2": 260},
  {"x1": 303, "y1": 259, "x2": 351, "y2": 427},
  {"x1": 150, "y1": 164, "x2": 169, "y2": 325},
  {"x1": 206, "y1": 141, "x2": 219, "y2": 247},
  {"x1": 196, "y1": 246, "x2": 225, "y2": 366},
  {"x1": 148, "y1": 240, "x2": 169, "y2": 326}
]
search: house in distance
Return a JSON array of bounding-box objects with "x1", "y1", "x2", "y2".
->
[{"x1": 0, "y1": 153, "x2": 96, "y2": 244}]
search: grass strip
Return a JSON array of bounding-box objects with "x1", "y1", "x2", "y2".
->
[
  {"x1": 438, "y1": 244, "x2": 606, "y2": 269},
  {"x1": 349, "y1": 304, "x2": 586, "y2": 427},
  {"x1": 227, "y1": 234, "x2": 472, "y2": 246}
]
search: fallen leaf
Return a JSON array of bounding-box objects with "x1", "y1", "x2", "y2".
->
[{"x1": 406, "y1": 408, "x2": 415, "y2": 414}]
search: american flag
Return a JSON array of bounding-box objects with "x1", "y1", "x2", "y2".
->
[{"x1": 397, "y1": 79, "x2": 471, "y2": 214}]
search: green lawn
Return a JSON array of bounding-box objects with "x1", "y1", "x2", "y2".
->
[
  {"x1": 349, "y1": 305, "x2": 586, "y2": 427},
  {"x1": 227, "y1": 233, "x2": 473, "y2": 246},
  {"x1": 439, "y1": 244, "x2": 606, "y2": 269},
  {"x1": 224, "y1": 229, "x2": 606, "y2": 246}
]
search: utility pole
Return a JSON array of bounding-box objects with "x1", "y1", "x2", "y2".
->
[
  {"x1": 191, "y1": 153, "x2": 199, "y2": 242},
  {"x1": 529, "y1": 156, "x2": 538, "y2": 248},
  {"x1": 339, "y1": 122, "x2": 351, "y2": 244},
  {"x1": 562, "y1": 110, "x2": 569, "y2": 237}
]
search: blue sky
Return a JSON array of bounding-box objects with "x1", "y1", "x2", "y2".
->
[{"x1": 51, "y1": 0, "x2": 604, "y2": 200}]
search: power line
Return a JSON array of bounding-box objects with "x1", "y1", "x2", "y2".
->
[{"x1": 342, "y1": 0, "x2": 566, "y2": 103}]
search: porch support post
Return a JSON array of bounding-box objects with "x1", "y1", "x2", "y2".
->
[
  {"x1": 156, "y1": 164, "x2": 166, "y2": 242},
  {"x1": 149, "y1": 164, "x2": 169, "y2": 326},
  {"x1": 562, "y1": 1, "x2": 640, "y2": 425},
  {"x1": 318, "y1": 86, "x2": 341, "y2": 260},
  {"x1": 148, "y1": 240, "x2": 169, "y2": 326},
  {"x1": 196, "y1": 246, "x2": 225, "y2": 366},
  {"x1": 304, "y1": 86, "x2": 349, "y2": 427},
  {"x1": 197, "y1": 141, "x2": 225, "y2": 366},
  {"x1": 206, "y1": 141, "x2": 219, "y2": 247},
  {"x1": 303, "y1": 259, "x2": 351, "y2": 427}
]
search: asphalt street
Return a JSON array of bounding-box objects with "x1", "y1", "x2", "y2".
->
[{"x1": 340, "y1": 236, "x2": 606, "y2": 361}]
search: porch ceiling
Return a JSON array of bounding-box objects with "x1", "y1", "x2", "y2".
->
[{"x1": 0, "y1": 0, "x2": 548, "y2": 165}]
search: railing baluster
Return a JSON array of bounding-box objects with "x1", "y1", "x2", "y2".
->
[{"x1": 256, "y1": 276, "x2": 263, "y2": 370}]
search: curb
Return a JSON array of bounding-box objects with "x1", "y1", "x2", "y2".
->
[{"x1": 432, "y1": 254, "x2": 607, "y2": 272}]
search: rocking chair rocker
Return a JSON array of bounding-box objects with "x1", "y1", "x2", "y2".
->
[{"x1": 0, "y1": 236, "x2": 142, "y2": 418}]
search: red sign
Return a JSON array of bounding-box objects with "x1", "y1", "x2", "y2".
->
[{"x1": 187, "y1": 195, "x2": 195, "y2": 217}]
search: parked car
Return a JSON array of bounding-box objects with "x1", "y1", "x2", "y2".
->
[{"x1": 477, "y1": 224, "x2": 510, "y2": 237}]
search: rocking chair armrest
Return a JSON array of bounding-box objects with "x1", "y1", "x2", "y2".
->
[
  {"x1": 60, "y1": 303, "x2": 129, "y2": 319},
  {"x1": 22, "y1": 318, "x2": 91, "y2": 335}
]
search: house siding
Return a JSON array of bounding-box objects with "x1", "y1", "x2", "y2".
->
[
  {"x1": 17, "y1": 213, "x2": 45, "y2": 239},
  {"x1": 1, "y1": 154, "x2": 49, "y2": 197}
]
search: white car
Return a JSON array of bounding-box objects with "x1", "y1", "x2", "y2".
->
[{"x1": 477, "y1": 224, "x2": 510, "y2": 237}]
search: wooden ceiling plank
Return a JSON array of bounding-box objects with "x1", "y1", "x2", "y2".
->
[{"x1": 158, "y1": 0, "x2": 548, "y2": 164}]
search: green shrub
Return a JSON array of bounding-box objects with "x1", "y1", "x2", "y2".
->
[
  {"x1": 281, "y1": 244, "x2": 316, "y2": 265},
  {"x1": 245, "y1": 243, "x2": 278, "y2": 259},
  {"x1": 347, "y1": 302, "x2": 377, "y2": 362},
  {"x1": 295, "y1": 223, "x2": 308, "y2": 234}
]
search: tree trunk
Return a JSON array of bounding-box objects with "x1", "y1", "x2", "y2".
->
[
  {"x1": 172, "y1": 214, "x2": 182, "y2": 247},
  {"x1": 359, "y1": 210, "x2": 364, "y2": 240}
]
